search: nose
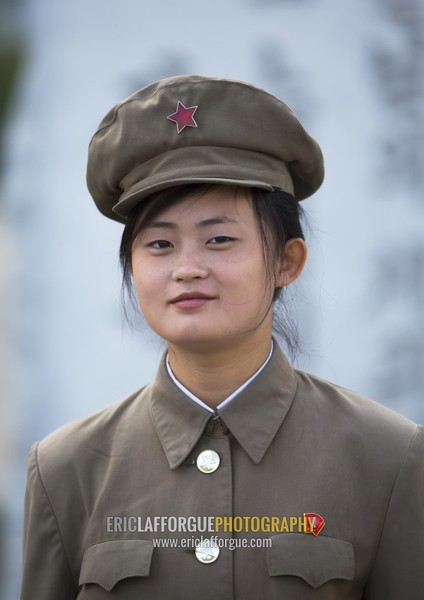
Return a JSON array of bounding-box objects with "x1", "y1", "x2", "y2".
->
[{"x1": 171, "y1": 249, "x2": 209, "y2": 282}]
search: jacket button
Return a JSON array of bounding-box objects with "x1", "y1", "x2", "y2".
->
[
  {"x1": 195, "y1": 539, "x2": 220, "y2": 563},
  {"x1": 196, "y1": 449, "x2": 220, "y2": 473}
]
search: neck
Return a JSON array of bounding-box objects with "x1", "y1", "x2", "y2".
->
[{"x1": 167, "y1": 331, "x2": 273, "y2": 410}]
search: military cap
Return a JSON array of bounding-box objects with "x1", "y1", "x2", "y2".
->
[{"x1": 87, "y1": 75, "x2": 324, "y2": 223}]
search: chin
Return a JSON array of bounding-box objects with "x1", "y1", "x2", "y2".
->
[
  {"x1": 168, "y1": 333, "x2": 220, "y2": 346},
  {"x1": 165, "y1": 331, "x2": 228, "y2": 350},
  {"x1": 166, "y1": 327, "x2": 261, "y2": 352}
]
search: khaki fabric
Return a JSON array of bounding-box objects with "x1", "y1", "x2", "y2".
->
[
  {"x1": 21, "y1": 343, "x2": 424, "y2": 599},
  {"x1": 86, "y1": 75, "x2": 324, "y2": 223}
]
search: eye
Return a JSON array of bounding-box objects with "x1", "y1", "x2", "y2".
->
[
  {"x1": 207, "y1": 236, "x2": 236, "y2": 245},
  {"x1": 147, "y1": 240, "x2": 173, "y2": 249}
]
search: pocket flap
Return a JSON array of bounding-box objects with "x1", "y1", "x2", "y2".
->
[
  {"x1": 79, "y1": 539, "x2": 154, "y2": 591},
  {"x1": 268, "y1": 534, "x2": 354, "y2": 588}
]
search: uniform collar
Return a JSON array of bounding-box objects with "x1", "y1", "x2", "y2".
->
[
  {"x1": 148, "y1": 342, "x2": 297, "y2": 469},
  {"x1": 165, "y1": 341, "x2": 274, "y2": 413}
]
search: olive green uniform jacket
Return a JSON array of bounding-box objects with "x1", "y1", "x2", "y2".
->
[{"x1": 21, "y1": 344, "x2": 424, "y2": 599}]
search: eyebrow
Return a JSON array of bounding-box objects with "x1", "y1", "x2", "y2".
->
[{"x1": 147, "y1": 216, "x2": 241, "y2": 230}]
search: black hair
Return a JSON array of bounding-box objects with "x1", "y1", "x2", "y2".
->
[
  {"x1": 249, "y1": 188, "x2": 305, "y2": 358},
  {"x1": 119, "y1": 184, "x2": 305, "y2": 358}
]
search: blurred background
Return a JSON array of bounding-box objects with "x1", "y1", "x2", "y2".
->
[{"x1": 1, "y1": 0, "x2": 423, "y2": 596}]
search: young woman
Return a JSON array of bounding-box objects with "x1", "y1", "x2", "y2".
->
[{"x1": 21, "y1": 75, "x2": 424, "y2": 599}]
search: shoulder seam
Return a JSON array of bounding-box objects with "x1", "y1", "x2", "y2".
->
[
  {"x1": 33, "y1": 442, "x2": 79, "y2": 590},
  {"x1": 366, "y1": 423, "x2": 422, "y2": 578}
]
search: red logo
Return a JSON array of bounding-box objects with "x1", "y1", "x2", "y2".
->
[
  {"x1": 167, "y1": 101, "x2": 198, "y2": 133},
  {"x1": 304, "y1": 513, "x2": 325, "y2": 536}
]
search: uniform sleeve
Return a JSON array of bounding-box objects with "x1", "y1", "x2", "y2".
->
[
  {"x1": 364, "y1": 425, "x2": 424, "y2": 599},
  {"x1": 21, "y1": 442, "x2": 79, "y2": 600}
]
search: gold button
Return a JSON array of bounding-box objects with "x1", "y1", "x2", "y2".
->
[
  {"x1": 195, "y1": 539, "x2": 220, "y2": 564},
  {"x1": 196, "y1": 449, "x2": 220, "y2": 473}
]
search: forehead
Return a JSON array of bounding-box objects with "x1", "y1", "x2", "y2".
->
[{"x1": 148, "y1": 186, "x2": 255, "y2": 224}]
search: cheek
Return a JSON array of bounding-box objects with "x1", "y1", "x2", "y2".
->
[
  {"x1": 226, "y1": 260, "x2": 272, "y2": 307},
  {"x1": 131, "y1": 261, "x2": 162, "y2": 304}
]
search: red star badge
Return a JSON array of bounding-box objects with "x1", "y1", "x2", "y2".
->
[
  {"x1": 167, "y1": 101, "x2": 198, "y2": 133},
  {"x1": 304, "y1": 513, "x2": 325, "y2": 536}
]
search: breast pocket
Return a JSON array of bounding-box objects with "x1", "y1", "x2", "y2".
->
[
  {"x1": 267, "y1": 534, "x2": 354, "y2": 589},
  {"x1": 79, "y1": 539, "x2": 154, "y2": 592}
]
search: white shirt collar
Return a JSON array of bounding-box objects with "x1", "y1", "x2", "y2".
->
[{"x1": 166, "y1": 341, "x2": 274, "y2": 414}]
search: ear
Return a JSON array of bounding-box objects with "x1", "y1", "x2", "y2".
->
[{"x1": 275, "y1": 238, "x2": 308, "y2": 288}]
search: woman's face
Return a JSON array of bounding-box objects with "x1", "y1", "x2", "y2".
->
[{"x1": 131, "y1": 186, "x2": 276, "y2": 352}]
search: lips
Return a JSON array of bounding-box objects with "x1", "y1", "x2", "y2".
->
[{"x1": 169, "y1": 292, "x2": 215, "y2": 309}]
